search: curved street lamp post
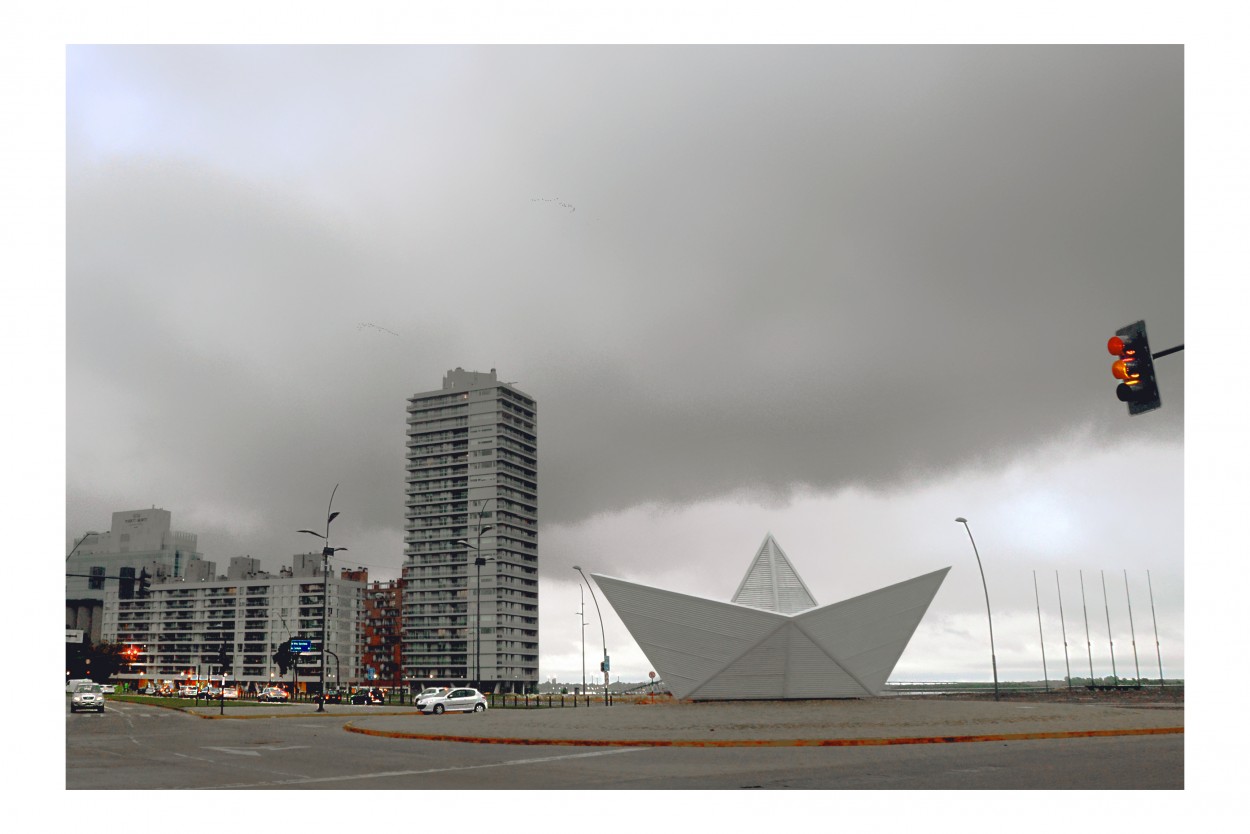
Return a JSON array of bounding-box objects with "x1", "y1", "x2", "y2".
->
[
  {"x1": 299, "y1": 484, "x2": 347, "y2": 713},
  {"x1": 577, "y1": 585, "x2": 587, "y2": 698},
  {"x1": 66, "y1": 531, "x2": 100, "y2": 561},
  {"x1": 955, "y1": 517, "x2": 999, "y2": 701},
  {"x1": 456, "y1": 497, "x2": 495, "y2": 691},
  {"x1": 573, "y1": 566, "x2": 609, "y2": 705}
]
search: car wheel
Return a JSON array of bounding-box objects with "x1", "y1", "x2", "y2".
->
[
  {"x1": 70, "y1": 707, "x2": 77, "y2": 713},
  {"x1": 433, "y1": 703, "x2": 445, "y2": 714},
  {"x1": 474, "y1": 702, "x2": 486, "y2": 712}
]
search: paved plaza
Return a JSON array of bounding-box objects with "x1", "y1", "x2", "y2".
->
[{"x1": 184, "y1": 692, "x2": 1184, "y2": 746}]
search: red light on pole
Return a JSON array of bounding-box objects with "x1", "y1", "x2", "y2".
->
[{"x1": 1107, "y1": 321, "x2": 1161, "y2": 415}]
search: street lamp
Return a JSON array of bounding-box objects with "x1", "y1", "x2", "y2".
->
[
  {"x1": 577, "y1": 585, "x2": 587, "y2": 697},
  {"x1": 454, "y1": 496, "x2": 495, "y2": 690},
  {"x1": 299, "y1": 484, "x2": 347, "y2": 713},
  {"x1": 456, "y1": 528, "x2": 494, "y2": 690},
  {"x1": 66, "y1": 531, "x2": 99, "y2": 561},
  {"x1": 955, "y1": 517, "x2": 999, "y2": 701},
  {"x1": 572, "y1": 566, "x2": 609, "y2": 705}
]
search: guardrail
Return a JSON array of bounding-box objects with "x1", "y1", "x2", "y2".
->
[
  {"x1": 488, "y1": 692, "x2": 617, "y2": 709},
  {"x1": 883, "y1": 681, "x2": 1184, "y2": 695}
]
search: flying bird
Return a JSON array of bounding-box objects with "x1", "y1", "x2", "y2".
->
[
  {"x1": 357, "y1": 323, "x2": 399, "y2": 336},
  {"x1": 531, "y1": 196, "x2": 576, "y2": 213}
]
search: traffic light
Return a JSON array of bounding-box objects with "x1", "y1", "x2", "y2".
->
[
  {"x1": 217, "y1": 643, "x2": 231, "y2": 673},
  {"x1": 119, "y1": 567, "x2": 136, "y2": 600},
  {"x1": 137, "y1": 568, "x2": 152, "y2": 598},
  {"x1": 1108, "y1": 320, "x2": 1161, "y2": 415},
  {"x1": 273, "y1": 640, "x2": 292, "y2": 675}
]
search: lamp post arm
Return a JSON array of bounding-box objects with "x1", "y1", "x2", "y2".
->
[
  {"x1": 326, "y1": 483, "x2": 339, "y2": 538},
  {"x1": 963, "y1": 526, "x2": 996, "y2": 648},
  {"x1": 66, "y1": 532, "x2": 99, "y2": 561},
  {"x1": 957, "y1": 519, "x2": 999, "y2": 700},
  {"x1": 574, "y1": 567, "x2": 607, "y2": 661},
  {"x1": 586, "y1": 583, "x2": 605, "y2": 654}
]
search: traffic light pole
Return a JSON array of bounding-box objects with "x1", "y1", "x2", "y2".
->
[{"x1": 66, "y1": 569, "x2": 152, "y2": 597}]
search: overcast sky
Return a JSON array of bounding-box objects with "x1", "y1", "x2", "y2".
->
[{"x1": 59, "y1": 44, "x2": 1189, "y2": 685}]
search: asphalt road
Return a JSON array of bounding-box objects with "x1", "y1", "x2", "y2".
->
[{"x1": 66, "y1": 699, "x2": 1182, "y2": 790}]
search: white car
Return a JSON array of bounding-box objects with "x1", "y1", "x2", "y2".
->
[
  {"x1": 178, "y1": 684, "x2": 198, "y2": 697},
  {"x1": 417, "y1": 687, "x2": 488, "y2": 714},
  {"x1": 99, "y1": 683, "x2": 116, "y2": 694},
  {"x1": 416, "y1": 686, "x2": 449, "y2": 700},
  {"x1": 66, "y1": 678, "x2": 93, "y2": 693},
  {"x1": 70, "y1": 683, "x2": 105, "y2": 713}
]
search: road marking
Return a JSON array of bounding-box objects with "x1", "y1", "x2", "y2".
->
[
  {"x1": 201, "y1": 745, "x2": 310, "y2": 757},
  {"x1": 196, "y1": 747, "x2": 641, "y2": 789}
]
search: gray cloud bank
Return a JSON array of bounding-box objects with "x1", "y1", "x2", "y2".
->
[{"x1": 67, "y1": 46, "x2": 1183, "y2": 578}]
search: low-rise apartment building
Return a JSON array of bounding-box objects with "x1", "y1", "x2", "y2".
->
[{"x1": 100, "y1": 554, "x2": 365, "y2": 694}]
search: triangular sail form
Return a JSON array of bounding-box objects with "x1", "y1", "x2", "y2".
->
[
  {"x1": 731, "y1": 533, "x2": 818, "y2": 614},
  {"x1": 591, "y1": 535, "x2": 949, "y2": 700}
]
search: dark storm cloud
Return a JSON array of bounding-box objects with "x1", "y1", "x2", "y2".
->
[{"x1": 66, "y1": 45, "x2": 1183, "y2": 578}]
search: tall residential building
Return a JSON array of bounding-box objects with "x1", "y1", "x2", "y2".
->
[{"x1": 402, "y1": 367, "x2": 538, "y2": 694}]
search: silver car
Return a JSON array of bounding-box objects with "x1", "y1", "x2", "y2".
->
[
  {"x1": 70, "y1": 683, "x2": 105, "y2": 713},
  {"x1": 418, "y1": 687, "x2": 488, "y2": 714}
]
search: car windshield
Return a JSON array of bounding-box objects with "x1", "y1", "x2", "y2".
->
[{"x1": 75, "y1": 684, "x2": 102, "y2": 694}]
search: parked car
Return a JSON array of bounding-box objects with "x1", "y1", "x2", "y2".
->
[
  {"x1": 221, "y1": 686, "x2": 240, "y2": 700},
  {"x1": 258, "y1": 687, "x2": 290, "y2": 702},
  {"x1": 70, "y1": 683, "x2": 105, "y2": 713},
  {"x1": 142, "y1": 684, "x2": 158, "y2": 695},
  {"x1": 349, "y1": 687, "x2": 384, "y2": 705},
  {"x1": 99, "y1": 683, "x2": 116, "y2": 694},
  {"x1": 417, "y1": 687, "x2": 488, "y2": 714},
  {"x1": 314, "y1": 688, "x2": 343, "y2": 704},
  {"x1": 66, "y1": 678, "x2": 94, "y2": 693},
  {"x1": 178, "y1": 684, "x2": 198, "y2": 697}
]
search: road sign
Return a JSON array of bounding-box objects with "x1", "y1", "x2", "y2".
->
[
  {"x1": 66, "y1": 629, "x2": 84, "y2": 643},
  {"x1": 290, "y1": 638, "x2": 313, "y2": 654}
]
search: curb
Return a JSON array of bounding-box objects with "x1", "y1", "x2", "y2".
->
[
  {"x1": 191, "y1": 709, "x2": 420, "y2": 720},
  {"x1": 340, "y1": 723, "x2": 1183, "y2": 748}
]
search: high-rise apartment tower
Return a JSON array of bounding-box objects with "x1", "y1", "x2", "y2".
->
[{"x1": 402, "y1": 368, "x2": 538, "y2": 693}]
